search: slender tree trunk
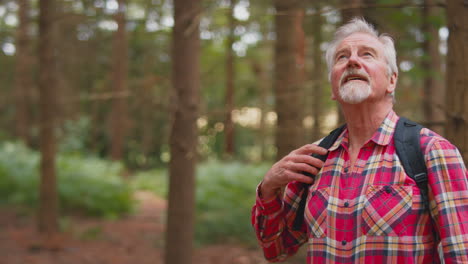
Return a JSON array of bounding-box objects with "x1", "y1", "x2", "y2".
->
[
  {"x1": 109, "y1": 0, "x2": 129, "y2": 161},
  {"x1": 341, "y1": 0, "x2": 363, "y2": 23},
  {"x1": 311, "y1": 6, "x2": 324, "y2": 140},
  {"x1": 140, "y1": 75, "x2": 157, "y2": 160},
  {"x1": 274, "y1": 0, "x2": 305, "y2": 159},
  {"x1": 88, "y1": 6, "x2": 106, "y2": 155},
  {"x1": 55, "y1": 0, "x2": 79, "y2": 125},
  {"x1": 295, "y1": 9, "x2": 307, "y2": 144},
  {"x1": 252, "y1": 61, "x2": 269, "y2": 160},
  {"x1": 164, "y1": 0, "x2": 200, "y2": 263},
  {"x1": 38, "y1": 0, "x2": 58, "y2": 236},
  {"x1": 422, "y1": 0, "x2": 445, "y2": 135},
  {"x1": 445, "y1": 0, "x2": 468, "y2": 164},
  {"x1": 256, "y1": 25, "x2": 273, "y2": 161},
  {"x1": 14, "y1": 0, "x2": 32, "y2": 145},
  {"x1": 224, "y1": 0, "x2": 236, "y2": 157}
]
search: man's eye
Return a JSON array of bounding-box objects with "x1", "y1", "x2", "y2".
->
[
  {"x1": 363, "y1": 52, "x2": 374, "y2": 57},
  {"x1": 336, "y1": 54, "x2": 347, "y2": 60}
]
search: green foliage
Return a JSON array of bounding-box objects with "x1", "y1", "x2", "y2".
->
[
  {"x1": 0, "y1": 142, "x2": 133, "y2": 218},
  {"x1": 58, "y1": 117, "x2": 93, "y2": 155},
  {"x1": 130, "y1": 169, "x2": 168, "y2": 198},
  {"x1": 195, "y1": 160, "x2": 270, "y2": 246},
  {"x1": 0, "y1": 142, "x2": 40, "y2": 205},
  {"x1": 57, "y1": 154, "x2": 133, "y2": 218}
]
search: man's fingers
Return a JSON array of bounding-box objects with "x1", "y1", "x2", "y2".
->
[
  {"x1": 288, "y1": 154, "x2": 325, "y2": 169},
  {"x1": 292, "y1": 144, "x2": 328, "y2": 156},
  {"x1": 288, "y1": 161, "x2": 321, "y2": 175},
  {"x1": 285, "y1": 171, "x2": 315, "y2": 184}
]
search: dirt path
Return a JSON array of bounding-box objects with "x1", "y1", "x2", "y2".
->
[{"x1": 0, "y1": 191, "x2": 268, "y2": 264}]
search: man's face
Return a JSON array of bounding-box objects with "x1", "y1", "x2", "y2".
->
[{"x1": 330, "y1": 33, "x2": 396, "y2": 104}]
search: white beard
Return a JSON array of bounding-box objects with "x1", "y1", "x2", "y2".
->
[{"x1": 339, "y1": 79, "x2": 371, "y2": 104}]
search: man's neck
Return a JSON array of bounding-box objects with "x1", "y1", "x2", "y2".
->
[{"x1": 341, "y1": 101, "x2": 393, "y2": 150}]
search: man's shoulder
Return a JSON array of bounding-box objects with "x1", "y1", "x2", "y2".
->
[{"x1": 419, "y1": 127, "x2": 460, "y2": 155}]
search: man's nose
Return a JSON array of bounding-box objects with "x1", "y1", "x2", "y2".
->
[{"x1": 347, "y1": 53, "x2": 361, "y2": 68}]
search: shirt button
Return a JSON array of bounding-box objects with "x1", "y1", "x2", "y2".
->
[
  {"x1": 344, "y1": 201, "x2": 349, "y2": 207},
  {"x1": 384, "y1": 186, "x2": 392, "y2": 194},
  {"x1": 344, "y1": 167, "x2": 348, "y2": 173},
  {"x1": 342, "y1": 240, "x2": 347, "y2": 246}
]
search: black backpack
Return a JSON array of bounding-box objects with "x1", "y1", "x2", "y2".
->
[{"x1": 292, "y1": 117, "x2": 429, "y2": 230}]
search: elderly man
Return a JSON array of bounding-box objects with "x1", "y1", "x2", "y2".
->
[{"x1": 252, "y1": 18, "x2": 468, "y2": 263}]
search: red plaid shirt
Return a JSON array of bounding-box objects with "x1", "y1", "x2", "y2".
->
[{"x1": 252, "y1": 111, "x2": 468, "y2": 263}]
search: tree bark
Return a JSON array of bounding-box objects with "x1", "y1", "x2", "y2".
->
[
  {"x1": 224, "y1": 0, "x2": 236, "y2": 157},
  {"x1": 109, "y1": 0, "x2": 129, "y2": 161},
  {"x1": 445, "y1": 0, "x2": 468, "y2": 164},
  {"x1": 14, "y1": 0, "x2": 32, "y2": 145},
  {"x1": 295, "y1": 9, "x2": 306, "y2": 144},
  {"x1": 274, "y1": 0, "x2": 305, "y2": 160},
  {"x1": 341, "y1": 0, "x2": 364, "y2": 23},
  {"x1": 164, "y1": 0, "x2": 200, "y2": 263},
  {"x1": 38, "y1": 0, "x2": 59, "y2": 235},
  {"x1": 422, "y1": 0, "x2": 445, "y2": 135},
  {"x1": 311, "y1": 4, "x2": 325, "y2": 140},
  {"x1": 140, "y1": 75, "x2": 158, "y2": 160},
  {"x1": 252, "y1": 61, "x2": 269, "y2": 160}
]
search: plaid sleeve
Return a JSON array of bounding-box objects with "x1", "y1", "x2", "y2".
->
[
  {"x1": 251, "y1": 181, "x2": 308, "y2": 262},
  {"x1": 424, "y1": 132, "x2": 468, "y2": 263}
]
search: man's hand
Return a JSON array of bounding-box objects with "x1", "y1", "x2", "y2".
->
[{"x1": 260, "y1": 144, "x2": 328, "y2": 199}]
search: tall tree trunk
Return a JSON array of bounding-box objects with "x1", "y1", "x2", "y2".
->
[
  {"x1": 109, "y1": 0, "x2": 129, "y2": 161},
  {"x1": 140, "y1": 75, "x2": 157, "y2": 160},
  {"x1": 164, "y1": 0, "x2": 200, "y2": 263},
  {"x1": 256, "y1": 25, "x2": 273, "y2": 161},
  {"x1": 224, "y1": 0, "x2": 236, "y2": 157},
  {"x1": 341, "y1": 0, "x2": 363, "y2": 23},
  {"x1": 38, "y1": 0, "x2": 59, "y2": 236},
  {"x1": 311, "y1": 5, "x2": 324, "y2": 140},
  {"x1": 55, "y1": 0, "x2": 79, "y2": 125},
  {"x1": 274, "y1": 0, "x2": 305, "y2": 160},
  {"x1": 14, "y1": 0, "x2": 32, "y2": 145},
  {"x1": 445, "y1": 0, "x2": 468, "y2": 164},
  {"x1": 295, "y1": 9, "x2": 307, "y2": 143},
  {"x1": 422, "y1": 0, "x2": 445, "y2": 135},
  {"x1": 252, "y1": 61, "x2": 269, "y2": 160}
]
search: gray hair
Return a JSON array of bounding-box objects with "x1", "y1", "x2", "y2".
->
[{"x1": 325, "y1": 17, "x2": 398, "y2": 82}]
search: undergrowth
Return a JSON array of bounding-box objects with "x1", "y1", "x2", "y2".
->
[
  {"x1": 0, "y1": 141, "x2": 270, "y2": 246},
  {"x1": 0, "y1": 142, "x2": 133, "y2": 218}
]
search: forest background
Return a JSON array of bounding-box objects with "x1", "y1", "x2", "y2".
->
[{"x1": 0, "y1": 0, "x2": 467, "y2": 264}]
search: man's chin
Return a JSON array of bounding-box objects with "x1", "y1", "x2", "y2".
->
[
  {"x1": 339, "y1": 91, "x2": 370, "y2": 104},
  {"x1": 339, "y1": 84, "x2": 371, "y2": 104},
  {"x1": 341, "y1": 98, "x2": 368, "y2": 104}
]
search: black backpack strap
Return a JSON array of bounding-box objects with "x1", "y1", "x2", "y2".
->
[
  {"x1": 292, "y1": 124, "x2": 346, "y2": 230},
  {"x1": 394, "y1": 117, "x2": 439, "y2": 242},
  {"x1": 394, "y1": 117, "x2": 429, "y2": 210}
]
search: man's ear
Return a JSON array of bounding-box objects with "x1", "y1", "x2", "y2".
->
[{"x1": 387, "y1": 72, "x2": 397, "y2": 94}]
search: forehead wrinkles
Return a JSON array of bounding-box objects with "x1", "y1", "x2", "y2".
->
[
  {"x1": 335, "y1": 34, "x2": 384, "y2": 57},
  {"x1": 335, "y1": 44, "x2": 378, "y2": 56}
]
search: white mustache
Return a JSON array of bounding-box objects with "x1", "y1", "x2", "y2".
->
[{"x1": 339, "y1": 69, "x2": 370, "y2": 85}]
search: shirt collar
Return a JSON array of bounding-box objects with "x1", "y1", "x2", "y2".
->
[{"x1": 328, "y1": 110, "x2": 398, "y2": 151}]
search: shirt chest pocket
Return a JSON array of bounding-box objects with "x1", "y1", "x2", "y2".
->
[
  {"x1": 304, "y1": 187, "x2": 329, "y2": 238},
  {"x1": 361, "y1": 185, "x2": 413, "y2": 236}
]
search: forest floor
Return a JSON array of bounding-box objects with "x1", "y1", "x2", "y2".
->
[{"x1": 0, "y1": 191, "x2": 271, "y2": 264}]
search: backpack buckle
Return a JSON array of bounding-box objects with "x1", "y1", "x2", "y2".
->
[{"x1": 413, "y1": 173, "x2": 427, "y2": 184}]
